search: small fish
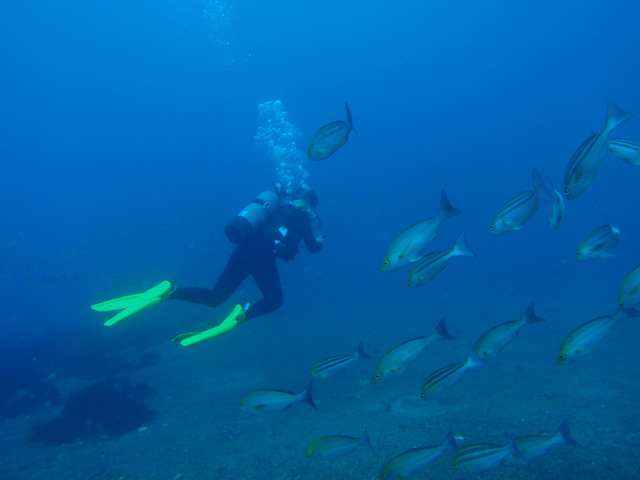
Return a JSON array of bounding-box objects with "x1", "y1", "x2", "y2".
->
[
  {"x1": 564, "y1": 99, "x2": 634, "y2": 199},
  {"x1": 619, "y1": 264, "x2": 640, "y2": 307},
  {"x1": 421, "y1": 348, "x2": 484, "y2": 399},
  {"x1": 548, "y1": 179, "x2": 567, "y2": 230},
  {"x1": 557, "y1": 308, "x2": 640, "y2": 364},
  {"x1": 407, "y1": 231, "x2": 474, "y2": 287},
  {"x1": 490, "y1": 168, "x2": 552, "y2": 235},
  {"x1": 311, "y1": 342, "x2": 370, "y2": 379},
  {"x1": 453, "y1": 438, "x2": 523, "y2": 474},
  {"x1": 372, "y1": 317, "x2": 455, "y2": 384},
  {"x1": 305, "y1": 428, "x2": 374, "y2": 459},
  {"x1": 239, "y1": 382, "x2": 315, "y2": 413},
  {"x1": 379, "y1": 429, "x2": 457, "y2": 479},
  {"x1": 382, "y1": 190, "x2": 461, "y2": 272},
  {"x1": 503, "y1": 419, "x2": 579, "y2": 466},
  {"x1": 608, "y1": 138, "x2": 640, "y2": 167},
  {"x1": 473, "y1": 301, "x2": 546, "y2": 361},
  {"x1": 308, "y1": 102, "x2": 355, "y2": 161},
  {"x1": 575, "y1": 223, "x2": 620, "y2": 261}
]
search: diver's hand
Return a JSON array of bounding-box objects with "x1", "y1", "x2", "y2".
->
[{"x1": 316, "y1": 234, "x2": 327, "y2": 244}]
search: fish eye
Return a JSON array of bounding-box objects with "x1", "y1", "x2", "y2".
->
[
  {"x1": 489, "y1": 224, "x2": 495, "y2": 231},
  {"x1": 453, "y1": 462, "x2": 458, "y2": 470},
  {"x1": 564, "y1": 187, "x2": 570, "y2": 195},
  {"x1": 618, "y1": 297, "x2": 623, "y2": 305},
  {"x1": 383, "y1": 260, "x2": 389, "y2": 267},
  {"x1": 558, "y1": 354, "x2": 567, "y2": 361},
  {"x1": 575, "y1": 251, "x2": 581, "y2": 258},
  {"x1": 374, "y1": 373, "x2": 382, "y2": 380}
]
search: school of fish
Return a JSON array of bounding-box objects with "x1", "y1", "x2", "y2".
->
[{"x1": 236, "y1": 100, "x2": 640, "y2": 478}]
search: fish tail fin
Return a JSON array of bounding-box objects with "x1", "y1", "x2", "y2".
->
[
  {"x1": 523, "y1": 301, "x2": 546, "y2": 323},
  {"x1": 438, "y1": 190, "x2": 462, "y2": 219},
  {"x1": 606, "y1": 98, "x2": 634, "y2": 130},
  {"x1": 509, "y1": 437, "x2": 526, "y2": 463},
  {"x1": 356, "y1": 341, "x2": 371, "y2": 360},
  {"x1": 466, "y1": 346, "x2": 485, "y2": 368},
  {"x1": 555, "y1": 419, "x2": 580, "y2": 447},
  {"x1": 302, "y1": 381, "x2": 316, "y2": 409},
  {"x1": 532, "y1": 168, "x2": 553, "y2": 202},
  {"x1": 361, "y1": 427, "x2": 376, "y2": 452},
  {"x1": 442, "y1": 429, "x2": 458, "y2": 450},
  {"x1": 345, "y1": 101, "x2": 357, "y2": 133},
  {"x1": 432, "y1": 316, "x2": 456, "y2": 341},
  {"x1": 452, "y1": 231, "x2": 475, "y2": 257}
]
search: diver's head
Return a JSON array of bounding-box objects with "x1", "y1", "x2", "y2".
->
[
  {"x1": 291, "y1": 186, "x2": 319, "y2": 208},
  {"x1": 303, "y1": 188, "x2": 319, "y2": 208}
]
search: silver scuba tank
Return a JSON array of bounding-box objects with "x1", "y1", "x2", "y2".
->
[{"x1": 224, "y1": 191, "x2": 280, "y2": 245}]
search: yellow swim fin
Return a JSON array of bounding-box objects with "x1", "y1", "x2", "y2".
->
[
  {"x1": 91, "y1": 281, "x2": 172, "y2": 327},
  {"x1": 174, "y1": 304, "x2": 245, "y2": 346}
]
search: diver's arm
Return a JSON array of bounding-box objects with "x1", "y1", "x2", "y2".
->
[{"x1": 301, "y1": 217, "x2": 323, "y2": 253}]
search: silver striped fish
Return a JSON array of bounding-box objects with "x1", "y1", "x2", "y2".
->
[
  {"x1": 379, "y1": 430, "x2": 457, "y2": 479},
  {"x1": 490, "y1": 168, "x2": 552, "y2": 235},
  {"x1": 382, "y1": 190, "x2": 462, "y2": 272},
  {"x1": 575, "y1": 223, "x2": 620, "y2": 261},
  {"x1": 503, "y1": 419, "x2": 579, "y2": 465},
  {"x1": 310, "y1": 342, "x2": 370, "y2": 379},
  {"x1": 407, "y1": 231, "x2": 474, "y2": 287},
  {"x1": 557, "y1": 308, "x2": 640, "y2": 364},
  {"x1": 372, "y1": 316, "x2": 455, "y2": 384},
  {"x1": 239, "y1": 382, "x2": 315, "y2": 413},
  {"x1": 305, "y1": 428, "x2": 373, "y2": 458},
  {"x1": 473, "y1": 301, "x2": 546, "y2": 361},
  {"x1": 421, "y1": 348, "x2": 483, "y2": 399},
  {"x1": 619, "y1": 263, "x2": 640, "y2": 307},
  {"x1": 453, "y1": 438, "x2": 523, "y2": 474},
  {"x1": 564, "y1": 99, "x2": 633, "y2": 199},
  {"x1": 308, "y1": 102, "x2": 355, "y2": 161},
  {"x1": 608, "y1": 138, "x2": 640, "y2": 166}
]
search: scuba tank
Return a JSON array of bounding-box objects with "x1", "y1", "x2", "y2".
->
[{"x1": 224, "y1": 190, "x2": 280, "y2": 245}]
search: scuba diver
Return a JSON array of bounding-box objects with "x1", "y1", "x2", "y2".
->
[{"x1": 91, "y1": 185, "x2": 325, "y2": 346}]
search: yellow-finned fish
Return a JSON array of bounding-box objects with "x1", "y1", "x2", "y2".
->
[
  {"x1": 421, "y1": 348, "x2": 484, "y2": 399},
  {"x1": 307, "y1": 102, "x2": 355, "y2": 161},
  {"x1": 407, "y1": 231, "x2": 474, "y2": 287},
  {"x1": 608, "y1": 138, "x2": 640, "y2": 167},
  {"x1": 382, "y1": 190, "x2": 461, "y2": 272},
  {"x1": 473, "y1": 301, "x2": 546, "y2": 361},
  {"x1": 305, "y1": 428, "x2": 373, "y2": 459},
  {"x1": 310, "y1": 342, "x2": 370, "y2": 379},
  {"x1": 575, "y1": 223, "x2": 620, "y2": 261},
  {"x1": 453, "y1": 438, "x2": 523, "y2": 474},
  {"x1": 564, "y1": 99, "x2": 633, "y2": 199},
  {"x1": 503, "y1": 419, "x2": 579, "y2": 466},
  {"x1": 557, "y1": 308, "x2": 640, "y2": 364},
  {"x1": 618, "y1": 263, "x2": 640, "y2": 307},
  {"x1": 372, "y1": 317, "x2": 455, "y2": 384},
  {"x1": 379, "y1": 429, "x2": 457, "y2": 479},
  {"x1": 490, "y1": 168, "x2": 552, "y2": 235},
  {"x1": 239, "y1": 382, "x2": 315, "y2": 413}
]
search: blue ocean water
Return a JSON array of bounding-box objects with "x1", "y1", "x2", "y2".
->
[{"x1": 1, "y1": 1, "x2": 639, "y2": 478}]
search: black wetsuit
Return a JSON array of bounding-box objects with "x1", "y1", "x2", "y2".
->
[{"x1": 170, "y1": 204, "x2": 322, "y2": 320}]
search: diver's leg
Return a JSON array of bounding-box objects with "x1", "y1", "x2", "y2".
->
[
  {"x1": 170, "y1": 245, "x2": 251, "y2": 307},
  {"x1": 244, "y1": 247, "x2": 283, "y2": 320}
]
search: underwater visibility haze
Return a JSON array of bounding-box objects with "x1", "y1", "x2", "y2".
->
[{"x1": 1, "y1": 1, "x2": 640, "y2": 479}]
